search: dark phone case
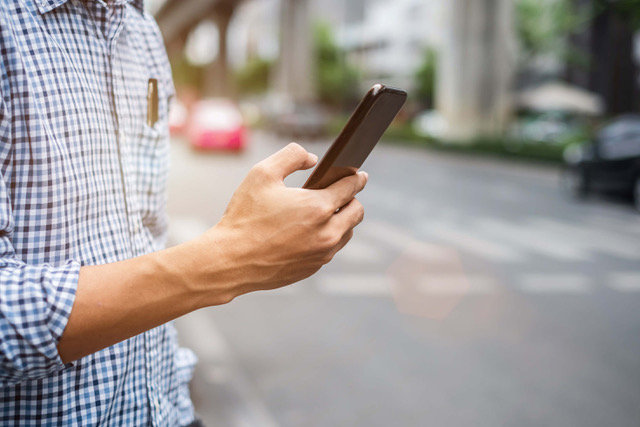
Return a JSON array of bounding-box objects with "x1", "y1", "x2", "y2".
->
[{"x1": 303, "y1": 84, "x2": 407, "y2": 190}]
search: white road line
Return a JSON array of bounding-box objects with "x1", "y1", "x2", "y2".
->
[
  {"x1": 336, "y1": 238, "x2": 387, "y2": 264},
  {"x1": 317, "y1": 275, "x2": 391, "y2": 296},
  {"x1": 175, "y1": 310, "x2": 281, "y2": 427},
  {"x1": 608, "y1": 273, "x2": 640, "y2": 292},
  {"x1": 587, "y1": 214, "x2": 640, "y2": 237},
  {"x1": 317, "y1": 274, "x2": 499, "y2": 296},
  {"x1": 474, "y1": 219, "x2": 590, "y2": 261},
  {"x1": 422, "y1": 222, "x2": 525, "y2": 263},
  {"x1": 490, "y1": 182, "x2": 526, "y2": 203},
  {"x1": 519, "y1": 274, "x2": 592, "y2": 294},
  {"x1": 415, "y1": 275, "x2": 499, "y2": 295},
  {"x1": 529, "y1": 218, "x2": 640, "y2": 261},
  {"x1": 359, "y1": 220, "x2": 417, "y2": 252}
]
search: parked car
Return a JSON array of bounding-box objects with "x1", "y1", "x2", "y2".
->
[
  {"x1": 187, "y1": 99, "x2": 247, "y2": 151},
  {"x1": 561, "y1": 115, "x2": 640, "y2": 211},
  {"x1": 168, "y1": 98, "x2": 188, "y2": 135},
  {"x1": 273, "y1": 102, "x2": 330, "y2": 139},
  {"x1": 511, "y1": 111, "x2": 586, "y2": 145}
]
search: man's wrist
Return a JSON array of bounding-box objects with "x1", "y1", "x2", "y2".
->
[{"x1": 155, "y1": 227, "x2": 241, "y2": 310}]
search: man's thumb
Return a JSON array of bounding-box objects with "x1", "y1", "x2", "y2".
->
[{"x1": 261, "y1": 143, "x2": 318, "y2": 181}]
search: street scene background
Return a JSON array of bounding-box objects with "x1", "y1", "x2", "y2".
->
[{"x1": 148, "y1": 0, "x2": 640, "y2": 425}]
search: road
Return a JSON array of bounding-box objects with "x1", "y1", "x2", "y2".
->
[{"x1": 166, "y1": 132, "x2": 640, "y2": 427}]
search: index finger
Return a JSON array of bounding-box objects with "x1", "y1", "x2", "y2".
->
[
  {"x1": 256, "y1": 143, "x2": 318, "y2": 182},
  {"x1": 320, "y1": 171, "x2": 368, "y2": 210}
]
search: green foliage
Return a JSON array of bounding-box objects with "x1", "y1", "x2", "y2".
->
[
  {"x1": 515, "y1": 0, "x2": 591, "y2": 65},
  {"x1": 313, "y1": 22, "x2": 360, "y2": 106},
  {"x1": 414, "y1": 48, "x2": 437, "y2": 108},
  {"x1": 170, "y1": 56, "x2": 205, "y2": 92},
  {"x1": 516, "y1": 0, "x2": 640, "y2": 67},
  {"x1": 595, "y1": 0, "x2": 640, "y2": 30},
  {"x1": 234, "y1": 57, "x2": 273, "y2": 96}
]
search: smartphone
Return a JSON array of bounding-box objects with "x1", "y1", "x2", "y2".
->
[{"x1": 303, "y1": 84, "x2": 407, "y2": 190}]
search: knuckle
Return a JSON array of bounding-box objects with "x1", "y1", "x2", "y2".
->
[
  {"x1": 251, "y1": 162, "x2": 268, "y2": 177},
  {"x1": 310, "y1": 198, "x2": 333, "y2": 218},
  {"x1": 286, "y1": 142, "x2": 305, "y2": 156},
  {"x1": 346, "y1": 229, "x2": 355, "y2": 241},
  {"x1": 321, "y1": 252, "x2": 335, "y2": 265},
  {"x1": 355, "y1": 201, "x2": 365, "y2": 223},
  {"x1": 318, "y1": 230, "x2": 339, "y2": 250}
]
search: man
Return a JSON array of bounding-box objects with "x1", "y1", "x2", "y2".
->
[{"x1": 0, "y1": 0, "x2": 366, "y2": 425}]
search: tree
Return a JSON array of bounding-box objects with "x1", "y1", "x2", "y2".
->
[
  {"x1": 313, "y1": 22, "x2": 360, "y2": 107},
  {"x1": 414, "y1": 48, "x2": 437, "y2": 108},
  {"x1": 595, "y1": 0, "x2": 640, "y2": 30},
  {"x1": 516, "y1": 0, "x2": 593, "y2": 65},
  {"x1": 234, "y1": 58, "x2": 273, "y2": 96}
]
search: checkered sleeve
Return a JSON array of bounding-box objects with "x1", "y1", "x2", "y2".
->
[{"x1": 0, "y1": 94, "x2": 79, "y2": 387}]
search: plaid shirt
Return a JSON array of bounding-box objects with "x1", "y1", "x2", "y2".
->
[{"x1": 0, "y1": 0, "x2": 197, "y2": 425}]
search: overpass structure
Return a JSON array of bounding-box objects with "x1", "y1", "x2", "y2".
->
[{"x1": 154, "y1": 0, "x2": 314, "y2": 101}]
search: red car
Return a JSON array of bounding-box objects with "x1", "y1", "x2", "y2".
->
[{"x1": 187, "y1": 99, "x2": 247, "y2": 151}]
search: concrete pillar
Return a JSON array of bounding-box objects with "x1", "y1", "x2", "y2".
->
[
  {"x1": 273, "y1": 0, "x2": 315, "y2": 103},
  {"x1": 204, "y1": 4, "x2": 235, "y2": 98},
  {"x1": 436, "y1": 0, "x2": 515, "y2": 141},
  {"x1": 165, "y1": 29, "x2": 189, "y2": 63}
]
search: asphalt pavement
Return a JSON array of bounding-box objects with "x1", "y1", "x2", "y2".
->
[{"x1": 166, "y1": 131, "x2": 640, "y2": 427}]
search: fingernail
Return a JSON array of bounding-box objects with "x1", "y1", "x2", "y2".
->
[
  {"x1": 310, "y1": 153, "x2": 319, "y2": 162},
  {"x1": 360, "y1": 171, "x2": 369, "y2": 180}
]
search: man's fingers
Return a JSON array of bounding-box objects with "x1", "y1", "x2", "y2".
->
[
  {"x1": 322, "y1": 171, "x2": 368, "y2": 210},
  {"x1": 333, "y1": 229, "x2": 354, "y2": 256},
  {"x1": 256, "y1": 143, "x2": 318, "y2": 181},
  {"x1": 331, "y1": 198, "x2": 365, "y2": 231}
]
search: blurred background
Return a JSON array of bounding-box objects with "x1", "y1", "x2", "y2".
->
[{"x1": 149, "y1": 0, "x2": 640, "y2": 425}]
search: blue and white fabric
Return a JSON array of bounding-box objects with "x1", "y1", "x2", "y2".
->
[{"x1": 0, "y1": 0, "x2": 197, "y2": 425}]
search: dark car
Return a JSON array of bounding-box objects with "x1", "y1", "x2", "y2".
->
[
  {"x1": 273, "y1": 102, "x2": 330, "y2": 139},
  {"x1": 561, "y1": 115, "x2": 640, "y2": 211}
]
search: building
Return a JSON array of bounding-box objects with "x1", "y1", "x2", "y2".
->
[{"x1": 337, "y1": 0, "x2": 445, "y2": 92}]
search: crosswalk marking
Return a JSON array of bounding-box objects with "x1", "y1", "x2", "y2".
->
[
  {"x1": 414, "y1": 275, "x2": 499, "y2": 295},
  {"x1": 608, "y1": 273, "x2": 640, "y2": 292},
  {"x1": 317, "y1": 274, "x2": 500, "y2": 296},
  {"x1": 336, "y1": 238, "x2": 387, "y2": 263},
  {"x1": 315, "y1": 273, "x2": 640, "y2": 296},
  {"x1": 421, "y1": 222, "x2": 524, "y2": 263},
  {"x1": 314, "y1": 273, "x2": 640, "y2": 296},
  {"x1": 474, "y1": 218, "x2": 590, "y2": 261},
  {"x1": 587, "y1": 214, "x2": 640, "y2": 237},
  {"x1": 166, "y1": 215, "x2": 639, "y2": 297},
  {"x1": 519, "y1": 274, "x2": 592, "y2": 294},
  {"x1": 359, "y1": 220, "x2": 416, "y2": 252},
  {"x1": 317, "y1": 275, "x2": 391, "y2": 296},
  {"x1": 529, "y1": 218, "x2": 640, "y2": 261}
]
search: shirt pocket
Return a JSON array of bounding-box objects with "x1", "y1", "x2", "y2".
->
[{"x1": 132, "y1": 111, "x2": 170, "y2": 227}]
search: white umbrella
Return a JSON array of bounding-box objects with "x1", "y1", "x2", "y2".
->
[{"x1": 516, "y1": 82, "x2": 604, "y2": 115}]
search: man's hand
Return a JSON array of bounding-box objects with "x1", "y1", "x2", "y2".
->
[
  {"x1": 189, "y1": 143, "x2": 368, "y2": 302},
  {"x1": 59, "y1": 143, "x2": 366, "y2": 363}
]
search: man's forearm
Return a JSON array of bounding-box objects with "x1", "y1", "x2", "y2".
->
[{"x1": 57, "y1": 236, "x2": 231, "y2": 364}]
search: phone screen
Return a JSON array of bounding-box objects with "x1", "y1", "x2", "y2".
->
[{"x1": 303, "y1": 85, "x2": 407, "y2": 189}]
